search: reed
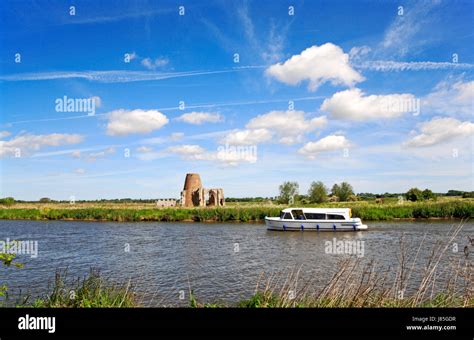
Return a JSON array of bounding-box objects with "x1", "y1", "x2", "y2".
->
[
  {"x1": 0, "y1": 201, "x2": 472, "y2": 222},
  {"x1": 23, "y1": 269, "x2": 138, "y2": 308}
]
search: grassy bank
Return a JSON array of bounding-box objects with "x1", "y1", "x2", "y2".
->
[
  {"x1": 13, "y1": 269, "x2": 138, "y2": 308},
  {"x1": 0, "y1": 200, "x2": 472, "y2": 222}
]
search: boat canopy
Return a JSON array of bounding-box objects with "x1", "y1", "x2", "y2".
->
[{"x1": 280, "y1": 208, "x2": 351, "y2": 220}]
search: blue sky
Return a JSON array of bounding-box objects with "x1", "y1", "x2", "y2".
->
[{"x1": 0, "y1": 0, "x2": 473, "y2": 200}]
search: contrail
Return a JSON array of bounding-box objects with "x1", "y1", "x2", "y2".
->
[
  {"x1": 0, "y1": 69, "x2": 240, "y2": 83},
  {"x1": 355, "y1": 60, "x2": 474, "y2": 71},
  {"x1": 4, "y1": 96, "x2": 324, "y2": 126}
]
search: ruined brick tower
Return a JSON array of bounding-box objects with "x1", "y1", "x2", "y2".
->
[
  {"x1": 180, "y1": 173, "x2": 225, "y2": 207},
  {"x1": 182, "y1": 173, "x2": 203, "y2": 207}
]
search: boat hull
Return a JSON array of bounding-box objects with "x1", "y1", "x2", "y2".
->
[{"x1": 265, "y1": 217, "x2": 368, "y2": 231}]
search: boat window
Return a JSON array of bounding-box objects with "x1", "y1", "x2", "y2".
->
[
  {"x1": 282, "y1": 212, "x2": 293, "y2": 220},
  {"x1": 280, "y1": 211, "x2": 285, "y2": 219},
  {"x1": 304, "y1": 213, "x2": 326, "y2": 220},
  {"x1": 327, "y1": 214, "x2": 345, "y2": 220},
  {"x1": 292, "y1": 210, "x2": 306, "y2": 220}
]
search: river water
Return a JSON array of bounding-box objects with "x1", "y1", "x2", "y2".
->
[{"x1": 0, "y1": 220, "x2": 472, "y2": 306}]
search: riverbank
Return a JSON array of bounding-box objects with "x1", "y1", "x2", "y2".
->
[{"x1": 0, "y1": 200, "x2": 472, "y2": 222}]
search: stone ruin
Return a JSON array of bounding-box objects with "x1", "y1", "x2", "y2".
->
[
  {"x1": 180, "y1": 173, "x2": 225, "y2": 207},
  {"x1": 156, "y1": 199, "x2": 177, "y2": 207}
]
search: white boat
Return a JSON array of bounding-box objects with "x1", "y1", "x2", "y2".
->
[{"x1": 265, "y1": 208, "x2": 368, "y2": 231}]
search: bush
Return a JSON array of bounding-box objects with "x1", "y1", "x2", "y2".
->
[
  {"x1": 0, "y1": 197, "x2": 15, "y2": 206},
  {"x1": 462, "y1": 192, "x2": 474, "y2": 198},
  {"x1": 422, "y1": 189, "x2": 436, "y2": 201},
  {"x1": 406, "y1": 188, "x2": 423, "y2": 202}
]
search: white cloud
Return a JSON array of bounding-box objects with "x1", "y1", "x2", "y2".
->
[
  {"x1": 0, "y1": 131, "x2": 11, "y2": 139},
  {"x1": 167, "y1": 144, "x2": 257, "y2": 166},
  {"x1": 170, "y1": 132, "x2": 184, "y2": 141},
  {"x1": 321, "y1": 88, "x2": 418, "y2": 121},
  {"x1": 381, "y1": 11, "x2": 420, "y2": 57},
  {"x1": 207, "y1": 2, "x2": 287, "y2": 64},
  {"x1": 215, "y1": 144, "x2": 257, "y2": 166},
  {"x1": 136, "y1": 146, "x2": 153, "y2": 153},
  {"x1": 176, "y1": 112, "x2": 222, "y2": 125},
  {"x1": 74, "y1": 168, "x2": 86, "y2": 174},
  {"x1": 87, "y1": 147, "x2": 116, "y2": 161},
  {"x1": 167, "y1": 145, "x2": 208, "y2": 160},
  {"x1": 298, "y1": 135, "x2": 351, "y2": 159},
  {"x1": 246, "y1": 110, "x2": 327, "y2": 144},
  {"x1": 71, "y1": 150, "x2": 81, "y2": 158},
  {"x1": 221, "y1": 128, "x2": 273, "y2": 146},
  {"x1": 106, "y1": 109, "x2": 169, "y2": 136},
  {"x1": 141, "y1": 57, "x2": 169, "y2": 70},
  {"x1": 220, "y1": 111, "x2": 327, "y2": 146},
  {"x1": 265, "y1": 43, "x2": 364, "y2": 91},
  {"x1": 404, "y1": 117, "x2": 474, "y2": 148},
  {"x1": 380, "y1": 1, "x2": 439, "y2": 57},
  {"x1": 349, "y1": 46, "x2": 372, "y2": 61},
  {"x1": 422, "y1": 79, "x2": 474, "y2": 116},
  {"x1": 0, "y1": 133, "x2": 83, "y2": 158}
]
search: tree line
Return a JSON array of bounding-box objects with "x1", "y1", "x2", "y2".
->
[
  {"x1": 276, "y1": 181, "x2": 474, "y2": 204},
  {"x1": 277, "y1": 181, "x2": 356, "y2": 204}
]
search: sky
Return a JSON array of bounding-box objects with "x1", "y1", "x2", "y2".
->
[{"x1": 0, "y1": 0, "x2": 473, "y2": 200}]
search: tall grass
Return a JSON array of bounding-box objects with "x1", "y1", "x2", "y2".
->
[
  {"x1": 23, "y1": 269, "x2": 138, "y2": 308},
  {"x1": 0, "y1": 207, "x2": 281, "y2": 222},
  {"x1": 0, "y1": 201, "x2": 472, "y2": 222}
]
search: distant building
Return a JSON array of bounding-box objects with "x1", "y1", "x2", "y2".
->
[
  {"x1": 156, "y1": 199, "x2": 177, "y2": 207},
  {"x1": 180, "y1": 173, "x2": 225, "y2": 207}
]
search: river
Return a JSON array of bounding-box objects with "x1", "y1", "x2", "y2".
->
[{"x1": 1, "y1": 219, "x2": 472, "y2": 306}]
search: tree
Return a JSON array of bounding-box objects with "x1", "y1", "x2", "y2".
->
[
  {"x1": 0, "y1": 197, "x2": 15, "y2": 206},
  {"x1": 331, "y1": 182, "x2": 354, "y2": 202},
  {"x1": 278, "y1": 181, "x2": 299, "y2": 204},
  {"x1": 422, "y1": 189, "x2": 436, "y2": 201},
  {"x1": 308, "y1": 181, "x2": 328, "y2": 203},
  {"x1": 446, "y1": 190, "x2": 464, "y2": 197},
  {"x1": 339, "y1": 182, "x2": 354, "y2": 201},
  {"x1": 406, "y1": 188, "x2": 423, "y2": 202},
  {"x1": 462, "y1": 191, "x2": 474, "y2": 198}
]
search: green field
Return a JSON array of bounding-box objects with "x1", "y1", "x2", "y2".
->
[{"x1": 0, "y1": 199, "x2": 472, "y2": 222}]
